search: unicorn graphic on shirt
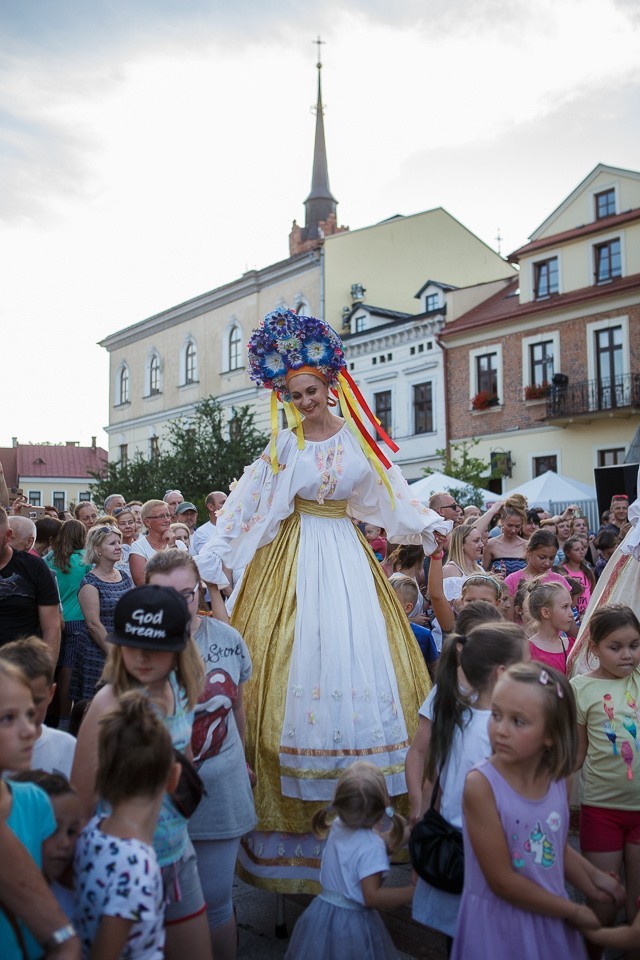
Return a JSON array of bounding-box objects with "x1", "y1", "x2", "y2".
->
[{"x1": 524, "y1": 822, "x2": 555, "y2": 868}]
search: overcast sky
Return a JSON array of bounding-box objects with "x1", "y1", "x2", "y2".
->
[{"x1": 1, "y1": 0, "x2": 639, "y2": 450}]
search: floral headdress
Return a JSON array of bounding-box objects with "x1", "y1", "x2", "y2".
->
[{"x1": 248, "y1": 308, "x2": 399, "y2": 499}]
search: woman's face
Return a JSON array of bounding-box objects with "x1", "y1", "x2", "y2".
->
[
  {"x1": 523, "y1": 519, "x2": 538, "y2": 539},
  {"x1": 463, "y1": 529, "x2": 484, "y2": 561},
  {"x1": 172, "y1": 526, "x2": 190, "y2": 546},
  {"x1": 116, "y1": 512, "x2": 136, "y2": 540},
  {"x1": 98, "y1": 532, "x2": 122, "y2": 564},
  {"x1": 557, "y1": 520, "x2": 571, "y2": 540},
  {"x1": 144, "y1": 505, "x2": 171, "y2": 539},
  {"x1": 288, "y1": 374, "x2": 329, "y2": 421},
  {"x1": 148, "y1": 567, "x2": 200, "y2": 628},
  {"x1": 572, "y1": 518, "x2": 588, "y2": 536},
  {"x1": 502, "y1": 516, "x2": 522, "y2": 539}
]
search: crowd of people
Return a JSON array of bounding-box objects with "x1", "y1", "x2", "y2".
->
[{"x1": 1, "y1": 306, "x2": 639, "y2": 960}]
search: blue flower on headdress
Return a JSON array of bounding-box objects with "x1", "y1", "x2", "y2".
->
[
  {"x1": 262, "y1": 351, "x2": 287, "y2": 380},
  {"x1": 302, "y1": 339, "x2": 333, "y2": 366},
  {"x1": 264, "y1": 308, "x2": 300, "y2": 338}
]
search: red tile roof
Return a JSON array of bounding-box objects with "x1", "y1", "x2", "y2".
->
[
  {"x1": 440, "y1": 273, "x2": 640, "y2": 340},
  {"x1": 0, "y1": 448, "x2": 18, "y2": 489},
  {"x1": 14, "y1": 444, "x2": 108, "y2": 479},
  {"x1": 508, "y1": 208, "x2": 640, "y2": 262}
]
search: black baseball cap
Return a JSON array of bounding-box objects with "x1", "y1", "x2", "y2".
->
[{"x1": 108, "y1": 585, "x2": 190, "y2": 651}]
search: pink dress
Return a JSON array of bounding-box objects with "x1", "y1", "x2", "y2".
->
[
  {"x1": 504, "y1": 567, "x2": 571, "y2": 598},
  {"x1": 452, "y1": 760, "x2": 586, "y2": 960},
  {"x1": 528, "y1": 636, "x2": 575, "y2": 676}
]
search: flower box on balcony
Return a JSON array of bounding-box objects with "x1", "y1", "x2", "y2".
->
[
  {"x1": 524, "y1": 382, "x2": 550, "y2": 401},
  {"x1": 471, "y1": 391, "x2": 500, "y2": 411}
]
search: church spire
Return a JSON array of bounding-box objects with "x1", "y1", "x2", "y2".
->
[
  {"x1": 289, "y1": 39, "x2": 346, "y2": 257},
  {"x1": 304, "y1": 39, "x2": 337, "y2": 236}
]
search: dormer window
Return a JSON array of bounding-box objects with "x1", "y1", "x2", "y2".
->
[
  {"x1": 595, "y1": 188, "x2": 616, "y2": 220},
  {"x1": 533, "y1": 257, "x2": 558, "y2": 299},
  {"x1": 425, "y1": 293, "x2": 439, "y2": 312},
  {"x1": 594, "y1": 239, "x2": 621, "y2": 284}
]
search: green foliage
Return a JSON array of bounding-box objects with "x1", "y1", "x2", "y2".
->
[
  {"x1": 89, "y1": 398, "x2": 268, "y2": 514},
  {"x1": 423, "y1": 438, "x2": 499, "y2": 509}
]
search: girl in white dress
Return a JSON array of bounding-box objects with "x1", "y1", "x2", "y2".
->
[
  {"x1": 285, "y1": 761, "x2": 412, "y2": 960},
  {"x1": 195, "y1": 308, "x2": 450, "y2": 892}
]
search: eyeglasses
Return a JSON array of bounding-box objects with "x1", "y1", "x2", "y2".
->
[
  {"x1": 146, "y1": 513, "x2": 171, "y2": 521},
  {"x1": 442, "y1": 502, "x2": 460, "y2": 511},
  {"x1": 178, "y1": 587, "x2": 198, "y2": 602}
]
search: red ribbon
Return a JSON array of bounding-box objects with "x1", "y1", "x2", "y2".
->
[{"x1": 341, "y1": 369, "x2": 399, "y2": 452}]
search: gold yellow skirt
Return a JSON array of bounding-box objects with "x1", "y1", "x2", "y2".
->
[{"x1": 232, "y1": 497, "x2": 430, "y2": 890}]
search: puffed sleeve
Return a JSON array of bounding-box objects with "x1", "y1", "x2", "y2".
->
[
  {"x1": 620, "y1": 473, "x2": 640, "y2": 560},
  {"x1": 346, "y1": 438, "x2": 451, "y2": 555},
  {"x1": 195, "y1": 431, "x2": 299, "y2": 581}
]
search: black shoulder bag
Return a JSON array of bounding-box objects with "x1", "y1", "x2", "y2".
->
[{"x1": 408, "y1": 775, "x2": 464, "y2": 894}]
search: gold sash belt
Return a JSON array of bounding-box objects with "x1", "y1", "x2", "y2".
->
[{"x1": 294, "y1": 496, "x2": 348, "y2": 518}]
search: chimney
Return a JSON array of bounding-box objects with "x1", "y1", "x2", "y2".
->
[
  {"x1": 11, "y1": 437, "x2": 17, "y2": 448},
  {"x1": 66, "y1": 441, "x2": 79, "y2": 447},
  {"x1": 91, "y1": 436, "x2": 96, "y2": 449}
]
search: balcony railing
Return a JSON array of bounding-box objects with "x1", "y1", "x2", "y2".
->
[{"x1": 546, "y1": 373, "x2": 640, "y2": 419}]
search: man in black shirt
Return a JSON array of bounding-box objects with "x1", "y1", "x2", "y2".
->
[{"x1": 0, "y1": 506, "x2": 60, "y2": 660}]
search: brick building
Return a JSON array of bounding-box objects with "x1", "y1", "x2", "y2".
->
[{"x1": 439, "y1": 164, "x2": 640, "y2": 492}]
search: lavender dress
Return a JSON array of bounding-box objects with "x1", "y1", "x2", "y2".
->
[{"x1": 452, "y1": 760, "x2": 587, "y2": 960}]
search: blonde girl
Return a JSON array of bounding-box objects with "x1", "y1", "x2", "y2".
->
[
  {"x1": 284, "y1": 761, "x2": 412, "y2": 960},
  {"x1": 407, "y1": 623, "x2": 527, "y2": 950},
  {"x1": 74, "y1": 691, "x2": 179, "y2": 960},
  {"x1": 571, "y1": 605, "x2": 640, "y2": 957},
  {"x1": 442, "y1": 524, "x2": 484, "y2": 580},
  {"x1": 453, "y1": 664, "x2": 624, "y2": 960},
  {"x1": 525, "y1": 581, "x2": 576, "y2": 675},
  {"x1": 145, "y1": 549, "x2": 253, "y2": 960},
  {"x1": 71, "y1": 585, "x2": 211, "y2": 960}
]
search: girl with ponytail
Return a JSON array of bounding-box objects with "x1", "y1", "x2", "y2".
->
[
  {"x1": 407, "y1": 622, "x2": 528, "y2": 953},
  {"x1": 285, "y1": 761, "x2": 413, "y2": 959}
]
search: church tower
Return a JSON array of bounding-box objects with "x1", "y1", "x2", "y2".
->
[{"x1": 289, "y1": 41, "x2": 347, "y2": 256}]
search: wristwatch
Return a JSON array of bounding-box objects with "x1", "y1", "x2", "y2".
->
[{"x1": 44, "y1": 923, "x2": 77, "y2": 950}]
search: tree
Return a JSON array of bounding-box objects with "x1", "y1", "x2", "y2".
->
[
  {"x1": 423, "y1": 438, "x2": 500, "y2": 509},
  {"x1": 89, "y1": 398, "x2": 268, "y2": 513}
]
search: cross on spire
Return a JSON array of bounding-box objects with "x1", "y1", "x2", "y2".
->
[{"x1": 313, "y1": 35, "x2": 325, "y2": 69}]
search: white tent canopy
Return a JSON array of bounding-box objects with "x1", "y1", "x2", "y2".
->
[
  {"x1": 505, "y1": 470, "x2": 596, "y2": 509},
  {"x1": 408, "y1": 472, "x2": 496, "y2": 506}
]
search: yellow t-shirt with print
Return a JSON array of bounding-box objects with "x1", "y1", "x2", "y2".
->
[{"x1": 571, "y1": 669, "x2": 640, "y2": 809}]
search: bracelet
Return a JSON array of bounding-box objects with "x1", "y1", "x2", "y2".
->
[
  {"x1": 44, "y1": 923, "x2": 77, "y2": 950},
  {"x1": 431, "y1": 551, "x2": 444, "y2": 560}
]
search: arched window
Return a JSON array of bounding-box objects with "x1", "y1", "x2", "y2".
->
[
  {"x1": 185, "y1": 340, "x2": 197, "y2": 383},
  {"x1": 229, "y1": 326, "x2": 242, "y2": 371},
  {"x1": 116, "y1": 363, "x2": 130, "y2": 405},
  {"x1": 149, "y1": 354, "x2": 160, "y2": 395}
]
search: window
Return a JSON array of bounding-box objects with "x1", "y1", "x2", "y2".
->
[
  {"x1": 119, "y1": 444, "x2": 128, "y2": 467},
  {"x1": 374, "y1": 391, "x2": 392, "y2": 433},
  {"x1": 529, "y1": 340, "x2": 554, "y2": 386},
  {"x1": 355, "y1": 314, "x2": 367, "y2": 333},
  {"x1": 425, "y1": 293, "x2": 439, "y2": 312},
  {"x1": 229, "y1": 326, "x2": 242, "y2": 371},
  {"x1": 595, "y1": 324, "x2": 624, "y2": 408},
  {"x1": 595, "y1": 189, "x2": 616, "y2": 220},
  {"x1": 533, "y1": 257, "x2": 558, "y2": 299},
  {"x1": 594, "y1": 239, "x2": 621, "y2": 283},
  {"x1": 118, "y1": 365, "x2": 129, "y2": 404},
  {"x1": 598, "y1": 448, "x2": 625, "y2": 466},
  {"x1": 78, "y1": 491, "x2": 91, "y2": 502},
  {"x1": 28, "y1": 491, "x2": 41, "y2": 506},
  {"x1": 184, "y1": 341, "x2": 197, "y2": 384},
  {"x1": 476, "y1": 352, "x2": 498, "y2": 397},
  {"x1": 533, "y1": 455, "x2": 557, "y2": 477},
  {"x1": 53, "y1": 492, "x2": 65, "y2": 512},
  {"x1": 149, "y1": 354, "x2": 161, "y2": 395},
  {"x1": 149, "y1": 436, "x2": 159, "y2": 460},
  {"x1": 413, "y1": 382, "x2": 433, "y2": 434}
]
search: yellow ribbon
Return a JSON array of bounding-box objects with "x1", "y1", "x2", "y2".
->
[
  {"x1": 336, "y1": 381, "x2": 395, "y2": 507},
  {"x1": 269, "y1": 390, "x2": 279, "y2": 474},
  {"x1": 283, "y1": 400, "x2": 305, "y2": 450}
]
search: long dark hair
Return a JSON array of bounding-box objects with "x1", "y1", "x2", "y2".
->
[
  {"x1": 426, "y1": 622, "x2": 526, "y2": 781},
  {"x1": 51, "y1": 519, "x2": 86, "y2": 574}
]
